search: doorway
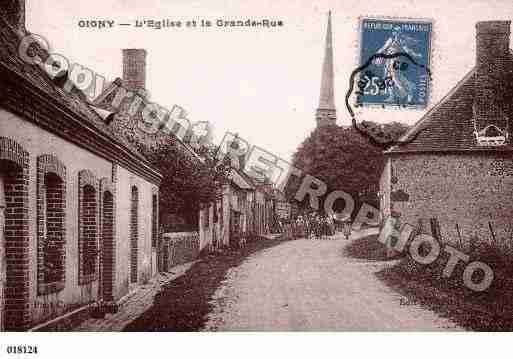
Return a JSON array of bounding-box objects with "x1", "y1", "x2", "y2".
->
[{"x1": 101, "y1": 191, "x2": 114, "y2": 301}]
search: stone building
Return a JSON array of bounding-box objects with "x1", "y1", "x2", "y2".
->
[
  {"x1": 0, "y1": 2, "x2": 161, "y2": 330},
  {"x1": 380, "y1": 21, "x2": 513, "y2": 244},
  {"x1": 316, "y1": 11, "x2": 337, "y2": 128}
]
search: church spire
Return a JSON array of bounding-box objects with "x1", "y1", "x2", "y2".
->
[{"x1": 316, "y1": 11, "x2": 337, "y2": 127}]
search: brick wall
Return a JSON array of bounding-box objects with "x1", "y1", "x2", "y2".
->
[
  {"x1": 122, "y1": 49, "x2": 147, "y2": 91},
  {"x1": 388, "y1": 153, "x2": 513, "y2": 245},
  {"x1": 1, "y1": 114, "x2": 121, "y2": 327},
  {"x1": 1, "y1": 113, "x2": 159, "y2": 328},
  {"x1": 0, "y1": 137, "x2": 30, "y2": 331}
]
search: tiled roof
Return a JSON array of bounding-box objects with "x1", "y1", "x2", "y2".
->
[
  {"x1": 93, "y1": 78, "x2": 203, "y2": 162},
  {"x1": 0, "y1": 15, "x2": 151, "y2": 162},
  {"x1": 386, "y1": 65, "x2": 513, "y2": 154}
]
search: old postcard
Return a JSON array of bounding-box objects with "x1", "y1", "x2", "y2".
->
[{"x1": 0, "y1": 0, "x2": 513, "y2": 357}]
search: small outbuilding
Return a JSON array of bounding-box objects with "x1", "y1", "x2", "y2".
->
[{"x1": 380, "y1": 21, "x2": 513, "y2": 244}]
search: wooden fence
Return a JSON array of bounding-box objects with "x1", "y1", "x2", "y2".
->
[{"x1": 158, "y1": 232, "x2": 200, "y2": 272}]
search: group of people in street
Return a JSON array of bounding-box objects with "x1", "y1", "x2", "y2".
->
[{"x1": 277, "y1": 213, "x2": 353, "y2": 240}]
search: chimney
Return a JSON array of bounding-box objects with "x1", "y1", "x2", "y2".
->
[
  {"x1": 474, "y1": 21, "x2": 511, "y2": 133},
  {"x1": 3, "y1": 0, "x2": 25, "y2": 33},
  {"x1": 122, "y1": 49, "x2": 147, "y2": 91}
]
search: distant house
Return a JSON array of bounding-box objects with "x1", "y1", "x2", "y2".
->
[
  {"x1": 199, "y1": 168, "x2": 274, "y2": 251},
  {"x1": 380, "y1": 21, "x2": 513, "y2": 244},
  {"x1": 0, "y1": 2, "x2": 161, "y2": 331}
]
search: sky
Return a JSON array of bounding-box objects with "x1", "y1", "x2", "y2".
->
[{"x1": 27, "y1": 0, "x2": 513, "y2": 161}]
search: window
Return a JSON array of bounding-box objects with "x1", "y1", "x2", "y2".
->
[
  {"x1": 37, "y1": 155, "x2": 66, "y2": 295},
  {"x1": 41, "y1": 173, "x2": 65, "y2": 285},
  {"x1": 81, "y1": 185, "x2": 98, "y2": 278},
  {"x1": 78, "y1": 170, "x2": 98, "y2": 285}
]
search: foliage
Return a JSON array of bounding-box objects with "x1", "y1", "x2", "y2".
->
[
  {"x1": 141, "y1": 139, "x2": 231, "y2": 232},
  {"x1": 359, "y1": 120, "x2": 411, "y2": 145},
  {"x1": 344, "y1": 234, "x2": 400, "y2": 261},
  {"x1": 378, "y1": 232, "x2": 513, "y2": 330},
  {"x1": 286, "y1": 122, "x2": 409, "y2": 216}
]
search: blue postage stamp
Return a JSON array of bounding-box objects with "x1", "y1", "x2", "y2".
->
[{"x1": 357, "y1": 18, "x2": 432, "y2": 108}]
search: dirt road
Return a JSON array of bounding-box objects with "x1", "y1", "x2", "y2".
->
[{"x1": 204, "y1": 232, "x2": 461, "y2": 331}]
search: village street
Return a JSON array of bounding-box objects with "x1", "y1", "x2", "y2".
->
[
  {"x1": 76, "y1": 230, "x2": 464, "y2": 332},
  {"x1": 203, "y1": 231, "x2": 461, "y2": 331}
]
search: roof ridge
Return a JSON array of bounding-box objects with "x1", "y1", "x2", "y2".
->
[
  {"x1": 93, "y1": 78, "x2": 204, "y2": 162},
  {"x1": 91, "y1": 78, "x2": 121, "y2": 106},
  {"x1": 0, "y1": 15, "x2": 159, "y2": 165}
]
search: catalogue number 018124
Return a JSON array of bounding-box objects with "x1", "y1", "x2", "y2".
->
[{"x1": 6, "y1": 345, "x2": 38, "y2": 355}]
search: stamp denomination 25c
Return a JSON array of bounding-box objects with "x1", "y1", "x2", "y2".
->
[{"x1": 358, "y1": 17, "x2": 432, "y2": 108}]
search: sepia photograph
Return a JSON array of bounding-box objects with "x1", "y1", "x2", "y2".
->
[{"x1": 0, "y1": 0, "x2": 512, "y2": 357}]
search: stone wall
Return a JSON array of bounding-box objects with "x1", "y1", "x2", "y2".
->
[{"x1": 386, "y1": 153, "x2": 513, "y2": 246}]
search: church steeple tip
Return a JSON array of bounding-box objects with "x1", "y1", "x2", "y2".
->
[{"x1": 316, "y1": 11, "x2": 337, "y2": 128}]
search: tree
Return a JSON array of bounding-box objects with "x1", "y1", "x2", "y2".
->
[
  {"x1": 358, "y1": 120, "x2": 411, "y2": 146},
  {"x1": 287, "y1": 121, "x2": 409, "y2": 218},
  {"x1": 141, "y1": 139, "x2": 230, "y2": 232}
]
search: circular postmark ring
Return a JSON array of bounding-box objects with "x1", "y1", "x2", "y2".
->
[{"x1": 345, "y1": 52, "x2": 432, "y2": 149}]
